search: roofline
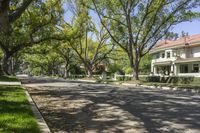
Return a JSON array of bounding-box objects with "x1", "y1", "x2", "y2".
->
[
  {"x1": 175, "y1": 57, "x2": 200, "y2": 63},
  {"x1": 150, "y1": 41, "x2": 200, "y2": 54}
]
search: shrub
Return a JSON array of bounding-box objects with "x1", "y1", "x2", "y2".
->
[
  {"x1": 146, "y1": 76, "x2": 160, "y2": 82},
  {"x1": 145, "y1": 76, "x2": 196, "y2": 84},
  {"x1": 116, "y1": 76, "x2": 132, "y2": 81}
]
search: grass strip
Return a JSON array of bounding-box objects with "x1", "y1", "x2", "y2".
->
[{"x1": 0, "y1": 85, "x2": 40, "y2": 133}]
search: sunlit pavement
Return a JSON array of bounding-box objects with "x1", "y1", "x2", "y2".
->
[{"x1": 21, "y1": 77, "x2": 200, "y2": 133}]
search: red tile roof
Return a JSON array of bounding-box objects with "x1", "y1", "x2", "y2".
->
[{"x1": 151, "y1": 34, "x2": 200, "y2": 52}]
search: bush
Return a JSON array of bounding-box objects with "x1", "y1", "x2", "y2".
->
[
  {"x1": 116, "y1": 76, "x2": 132, "y2": 81},
  {"x1": 145, "y1": 76, "x2": 196, "y2": 84},
  {"x1": 146, "y1": 76, "x2": 160, "y2": 82},
  {"x1": 124, "y1": 67, "x2": 133, "y2": 74}
]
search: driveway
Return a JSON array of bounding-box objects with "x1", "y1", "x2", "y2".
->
[{"x1": 22, "y1": 77, "x2": 200, "y2": 133}]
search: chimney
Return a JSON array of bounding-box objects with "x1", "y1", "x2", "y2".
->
[
  {"x1": 164, "y1": 40, "x2": 167, "y2": 44},
  {"x1": 184, "y1": 34, "x2": 189, "y2": 46}
]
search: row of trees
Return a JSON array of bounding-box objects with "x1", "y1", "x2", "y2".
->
[{"x1": 0, "y1": 0, "x2": 199, "y2": 79}]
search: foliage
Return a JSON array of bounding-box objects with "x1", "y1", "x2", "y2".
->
[
  {"x1": 107, "y1": 47, "x2": 129, "y2": 73},
  {"x1": 0, "y1": 76, "x2": 18, "y2": 82},
  {"x1": 0, "y1": 0, "x2": 64, "y2": 75},
  {"x1": 139, "y1": 54, "x2": 151, "y2": 74},
  {"x1": 91, "y1": 0, "x2": 200, "y2": 79},
  {"x1": 146, "y1": 76, "x2": 197, "y2": 84},
  {"x1": 22, "y1": 44, "x2": 64, "y2": 76},
  {"x1": 61, "y1": 1, "x2": 114, "y2": 76}
]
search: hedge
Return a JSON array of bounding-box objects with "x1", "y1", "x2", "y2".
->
[{"x1": 146, "y1": 76, "x2": 200, "y2": 84}]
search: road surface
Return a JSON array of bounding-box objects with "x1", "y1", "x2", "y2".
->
[{"x1": 21, "y1": 77, "x2": 200, "y2": 133}]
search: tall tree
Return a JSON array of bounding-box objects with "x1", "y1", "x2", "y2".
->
[
  {"x1": 66, "y1": 25, "x2": 113, "y2": 77},
  {"x1": 62, "y1": 0, "x2": 114, "y2": 77},
  {"x1": 0, "y1": 0, "x2": 64, "y2": 75},
  {"x1": 91, "y1": 0, "x2": 200, "y2": 80},
  {"x1": 54, "y1": 43, "x2": 78, "y2": 78}
]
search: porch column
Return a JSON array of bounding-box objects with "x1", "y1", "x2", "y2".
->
[
  {"x1": 174, "y1": 64, "x2": 177, "y2": 76},
  {"x1": 170, "y1": 64, "x2": 174, "y2": 76},
  {"x1": 151, "y1": 62, "x2": 154, "y2": 73},
  {"x1": 153, "y1": 66, "x2": 157, "y2": 75},
  {"x1": 171, "y1": 65, "x2": 174, "y2": 72}
]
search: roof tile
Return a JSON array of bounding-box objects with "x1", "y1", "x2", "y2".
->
[{"x1": 153, "y1": 34, "x2": 200, "y2": 50}]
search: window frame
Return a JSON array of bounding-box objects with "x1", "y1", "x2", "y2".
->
[
  {"x1": 167, "y1": 52, "x2": 170, "y2": 58},
  {"x1": 193, "y1": 64, "x2": 199, "y2": 73},
  {"x1": 161, "y1": 53, "x2": 165, "y2": 58}
]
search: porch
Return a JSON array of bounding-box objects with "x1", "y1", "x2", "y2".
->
[
  {"x1": 152, "y1": 60, "x2": 200, "y2": 77},
  {"x1": 152, "y1": 61, "x2": 175, "y2": 76}
]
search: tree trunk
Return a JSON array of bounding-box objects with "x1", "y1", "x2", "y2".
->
[
  {"x1": 133, "y1": 64, "x2": 139, "y2": 80},
  {"x1": 133, "y1": 55, "x2": 140, "y2": 80},
  {"x1": 64, "y1": 65, "x2": 70, "y2": 78},
  {"x1": 0, "y1": 0, "x2": 10, "y2": 35},
  {"x1": 87, "y1": 69, "x2": 93, "y2": 78},
  {"x1": 1, "y1": 54, "x2": 11, "y2": 75}
]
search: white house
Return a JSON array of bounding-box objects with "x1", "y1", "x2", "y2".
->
[{"x1": 150, "y1": 34, "x2": 200, "y2": 77}]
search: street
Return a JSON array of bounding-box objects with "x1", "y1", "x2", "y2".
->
[{"x1": 22, "y1": 77, "x2": 200, "y2": 133}]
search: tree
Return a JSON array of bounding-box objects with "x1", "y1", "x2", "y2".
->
[
  {"x1": 139, "y1": 54, "x2": 151, "y2": 74},
  {"x1": 66, "y1": 25, "x2": 114, "y2": 77},
  {"x1": 54, "y1": 43, "x2": 78, "y2": 78},
  {"x1": 91, "y1": 0, "x2": 200, "y2": 80},
  {"x1": 21, "y1": 44, "x2": 64, "y2": 76},
  {"x1": 0, "y1": 0, "x2": 64, "y2": 75},
  {"x1": 62, "y1": 1, "x2": 115, "y2": 77},
  {"x1": 107, "y1": 46, "x2": 130, "y2": 74},
  {"x1": 0, "y1": 0, "x2": 33, "y2": 35}
]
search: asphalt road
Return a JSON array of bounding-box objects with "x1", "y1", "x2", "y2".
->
[{"x1": 21, "y1": 77, "x2": 200, "y2": 133}]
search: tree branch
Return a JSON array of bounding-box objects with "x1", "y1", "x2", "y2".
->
[{"x1": 9, "y1": 0, "x2": 34, "y2": 23}]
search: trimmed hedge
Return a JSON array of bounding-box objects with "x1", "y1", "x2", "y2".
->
[
  {"x1": 146, "y1": 76, "x2": 198, "y2": 84},
  {"x1": 116, "y1": 76, "x2": 133, "y2": 81}
]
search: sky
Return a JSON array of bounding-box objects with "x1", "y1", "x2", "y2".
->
[
  {"x1": 64, "y1": 3, "x2": 200, "y2": 36},
  {"x1": 172, "y1": 7, "x2": 200, "y2": 36},
  {"x1": 172, "y1": 20, "x2": 200, "y2": 36}
]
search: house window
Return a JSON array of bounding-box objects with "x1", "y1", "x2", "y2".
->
[
  {"x1": 167, "y1": 52, "x2": 170, "y2": 58},
  {"x1": 161, "y1": 53, "x2": 165, "y2": 58},
  {"x1": 177, "y1": 50, "x2": 180, "y2": 57},
  {"x1": 180, "y1": 64, "x2": 188, "y2": 73},
  {"x1": 193, "y1": 64, "x2": 199, "y2": 73},
  {"x1": 154, "y1": 53, "x2": 160, "y2": 59}
]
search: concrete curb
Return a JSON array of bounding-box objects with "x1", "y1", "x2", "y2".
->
[
  {"x1": 0, "y1": 81, "x2": 21, "y2": 86},
  {"x1": 75, "y1": 79, "x2": 97, "y2": 83},
  {"x1": 121, "y1": 83, "x2": 200, "y2": 93},
  {"x1": 24, "y1": 87, "x2": 51, "y2": 133}
]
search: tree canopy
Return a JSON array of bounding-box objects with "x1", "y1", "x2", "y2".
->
[{"x1": 0, "y1": 0, "x2": 200, "y2": 80}]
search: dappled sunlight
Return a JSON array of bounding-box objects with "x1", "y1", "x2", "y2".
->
[
  {"x1": 25, "y1": 79, "x2": 200, "y2": 133},
  {"x1": 92, "y1": 103, "x2": 147, "y2": 132}
]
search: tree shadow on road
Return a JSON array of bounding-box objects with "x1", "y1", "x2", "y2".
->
[{"x1": 28, "y1": 84, "x2": 200, "y2": 133}]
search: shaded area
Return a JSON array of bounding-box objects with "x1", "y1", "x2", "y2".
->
[
  {"x1": 25, "y1": 78, "x2": 200, "y2": 133},
  {"x1": 0, "y1": 76, "x2": 18, "y2": 82},
  {"x1": 0, "y1": 85, "x2": 40, "y2": 133},
  {"x1": 20, "y1": 77, "x2": 97, "y2": 85}
]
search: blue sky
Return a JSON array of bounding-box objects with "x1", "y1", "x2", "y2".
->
[
  {"x1": 172, "y1": 20, "x2": 200, "y2": 36},
  {"x1": 64, "y1": 4, "x2": 200, "y2": 36},
  {"x1": 172, "y1": 7, "x2": 200, "y2": 35}
]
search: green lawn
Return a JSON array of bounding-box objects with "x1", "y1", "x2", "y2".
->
[
  {"x1": 0, "y1": 76, "x2": 18, "y2": 82},
  {"x1": 0, "y1": 85, "x2": 40, "y2": 133}
]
